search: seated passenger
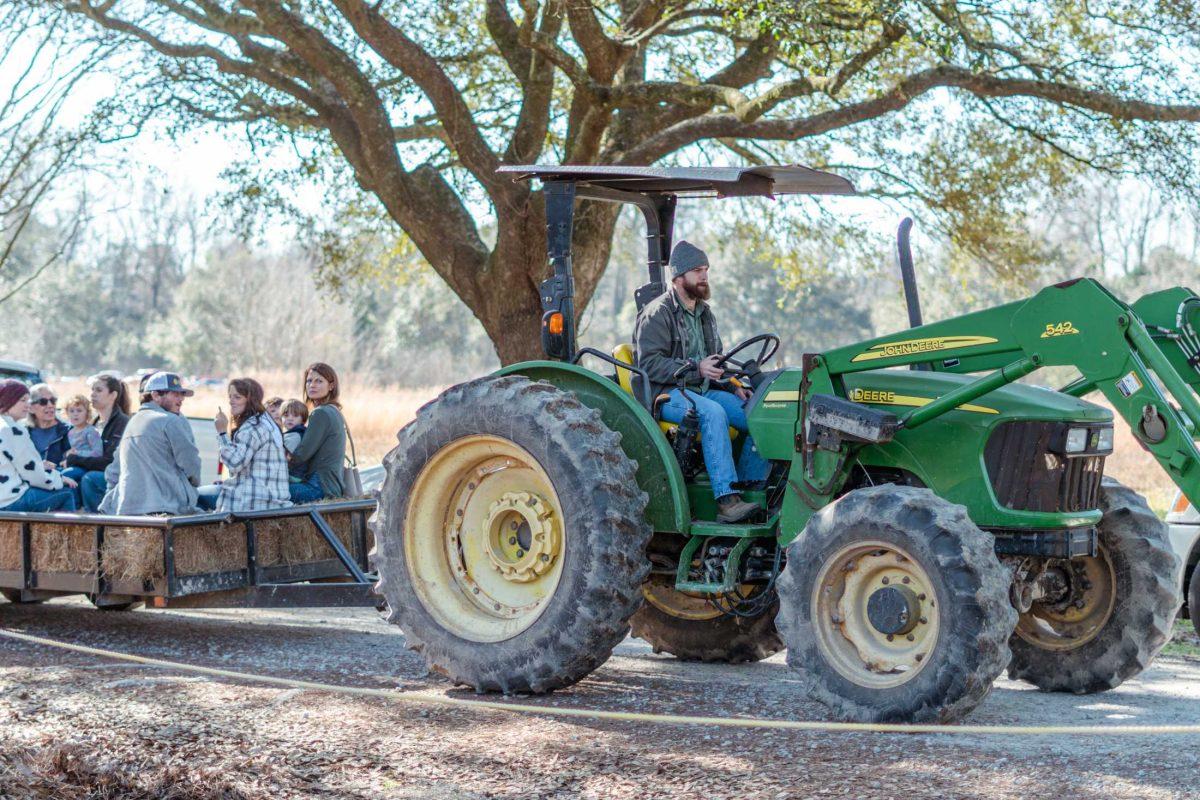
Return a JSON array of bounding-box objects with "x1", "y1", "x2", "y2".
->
[
  {"x1": 64, "y1": 374, "x2": 132, "y2": 512},
  {"x1": 288, "y1": 362, "x2": 348, "y2": 504},
  {"x1": 197, "y1": 378, "x2": 291, "y2": 512},
  {"x1": 633, "y1": 241, "x2": 769, "y2": 523},
  {"x1": 279, "y1": 398, "x2": 308, "y2": 485},
  {"x1": 265, "y1": 396, "x2": 284, "y2": 426},
  {"x1": 59, "y1": 394, "x2": 102, "y2": 484},
  {"x1": 25, "y1": 383, "x2": 71, "y2": 469},
  {"x1": 0, "y1": 380, "x2": 77, "y2": 512},
  {"x1": 99, "y1": 372, "x2": 201, "y2": 516}
]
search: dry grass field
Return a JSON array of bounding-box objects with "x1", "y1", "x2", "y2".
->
[{"x1": 50, "y1": 375, "x2": 1178, "y2": 513}]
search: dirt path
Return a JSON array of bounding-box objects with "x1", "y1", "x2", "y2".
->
[{"x1": 2, "y1": 598, "x2": 1199, "y2": 799}]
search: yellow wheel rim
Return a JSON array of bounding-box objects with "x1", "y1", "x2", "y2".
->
[
  {"x1": 812, "y1": 541, "x2": 940, "y2": 689},
  {"x1": 1015, "y1": 548, "x2": 1116, "y2": 652},
  {"x1": 404, "y1": 435, "x2": 566, "y2": 643}
]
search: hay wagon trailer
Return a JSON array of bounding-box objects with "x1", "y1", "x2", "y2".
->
[{"x1": 0, "y1": 499, "x2": 381, "y2": 610}]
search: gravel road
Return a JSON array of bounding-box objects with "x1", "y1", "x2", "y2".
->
[{"x1": 2, "y1": 597, "x2": 1198, "y2": 799}]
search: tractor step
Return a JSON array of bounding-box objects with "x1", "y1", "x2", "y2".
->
[{"x1": 689, "y1": 517, "x2": 777, "y2": 539}]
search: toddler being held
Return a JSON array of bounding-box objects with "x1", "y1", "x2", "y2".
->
[
  {"x1": 63, "y1": 395, "x2": 102, "y2": 462},
  {"x1": 279, "y1": 399, "x2": 309, "y2": 483}
]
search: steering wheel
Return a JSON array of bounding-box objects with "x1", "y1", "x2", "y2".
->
[{"x1": 712, "y1": 333, "x2": 781, "y2": 379}]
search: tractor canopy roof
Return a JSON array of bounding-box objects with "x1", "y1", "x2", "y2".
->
[{"x1": 498, "y1": 164, "x2": 855, "y2": 199}]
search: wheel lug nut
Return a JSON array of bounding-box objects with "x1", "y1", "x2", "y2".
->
[
  {"x1": 915, "y1": 653, "x2": 924, "y2": 662},
  {"x1": 906, "y1": 634, "x2": 915, "y2": 641},
  {"x1": 918, "y1": 593, "x2": 926, "y2": 601},
  {"x1": 919, "y1": 617, "x2": 927, "y2": 625},
  {"x1": 516, "y1": 550, "x2": 524, "y2": 558},
  {"x1": 886, "y1": 634, "x2": 894, "y2": 642},
  {"x1": 902, "y1": 576, "x2": 910, "y2": 584},
  {"x1": 881, "y1": 577, "x2": 889, "y2": 585},
  {"x1": 509, "y1": 537, "x2": 517, "y2": 545}
]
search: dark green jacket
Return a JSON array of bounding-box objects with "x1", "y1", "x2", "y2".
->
[
  {"x1": 632, "y1": 289, "x2": 722, "y2": 408},
  {"x1": 291, "y1": 404, "x2": 346, "y2": 498}
]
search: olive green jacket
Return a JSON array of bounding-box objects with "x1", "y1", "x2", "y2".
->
[{"x1": 632, "y1": 288, "x2": 722, "y2": 408}]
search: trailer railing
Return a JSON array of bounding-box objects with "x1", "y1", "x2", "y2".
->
[{"x1": 0, "y1": 499, "x2": 381, "y2": 609}]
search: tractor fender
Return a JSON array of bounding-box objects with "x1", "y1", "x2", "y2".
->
[{"x1": 495, "y1": 361, "x2": 690, "y2": 533}]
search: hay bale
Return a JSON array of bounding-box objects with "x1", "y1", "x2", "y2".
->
[
  {"x1": 173, "y1": 524, "x2": 247, "y2": 575},
  {"x1": 0, "y1": 521, "x2": 20, "y2": 571},
  {"x1": 256, "y1": 511, "x2": 358, "y2": 567},
  {"x1": 101, "y1": 528, "x2": 165, "y2": 583},
  {"x1": 30, "y1": 524, "x2": 96, "y2": 574}
]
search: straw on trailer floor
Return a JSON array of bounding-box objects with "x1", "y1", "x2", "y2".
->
[
  {"x1": 31, "y1": 524, "x2": 95, "y2": 574},
  {"x1": 0, "y1": 521, "x2": 19, "y2": 571}
]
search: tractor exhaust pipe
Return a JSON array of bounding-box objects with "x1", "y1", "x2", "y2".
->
[
  {"x1": 896, "y1": 217, "x2": 930, "y2": 371},
  {"x1": 896, "y1": 217, "x2": 923, "y2": 329}
]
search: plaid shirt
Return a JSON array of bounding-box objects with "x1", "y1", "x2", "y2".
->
[{"x1": 216, "y1": 413, "x2": 291, "y2": 512}]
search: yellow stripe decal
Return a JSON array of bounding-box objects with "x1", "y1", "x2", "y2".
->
[
  {"x1": 850, "y1": 335, "x2": 999, "y2": 363},
  {"x1": 849, "y1": 388, "x2": 998, "y2": 415},
  {"x1": 762, "y1": 389, "x2": 996, "y2": 415}
]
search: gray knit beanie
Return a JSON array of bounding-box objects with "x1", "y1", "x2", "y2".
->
[{"x1": 670, "y1": 240, "x2": 709, "y2": 278}]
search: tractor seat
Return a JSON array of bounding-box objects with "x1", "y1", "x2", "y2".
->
[{"x1": 611, "y1": 344, "x2": 737, "y2": 439}]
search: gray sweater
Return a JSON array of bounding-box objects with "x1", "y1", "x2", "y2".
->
[{"x1": 100, "y1": 402, "x2": 201, "y2": 515}]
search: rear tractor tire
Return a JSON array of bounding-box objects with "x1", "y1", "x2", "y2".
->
[
  {"x1": 631, "y1": 574, "x2": 782, "y2": 663},
  {"x1": 1007, "y1": 479, "x2": 1180, "y2": 693},
  {"x1": 371, "y1": 375, "x2": 652, "y2": 694},
  {"x1": 776, "y1": 485, "x2": 1016, "y2": 723}
]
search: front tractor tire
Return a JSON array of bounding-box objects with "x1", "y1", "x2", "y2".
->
[
  {"x1": 631, "y1": 575, "x2": 782, "y2": 663},
  {"x1": 777, "y1": 486, "x2": 1016, "y2": 723},
  {"x1": 1007, "y1": 479, "x2": 1180, "y2": 693},
  {"x1": 372, "y1": 375, "x2": 651, "y2": 694}
]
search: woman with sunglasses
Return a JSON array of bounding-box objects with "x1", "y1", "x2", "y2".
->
[
  {"x1": 0, "y1": 380, "x2": 77, "y2": 512},
  {"x1": 25, "y1": 383, "x2": 72, "y2": 469}
]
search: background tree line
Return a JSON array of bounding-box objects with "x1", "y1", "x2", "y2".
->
[
  {"x1": 3, "y1": 169, "x2": 1195, "y2": 385},
  {"x1": 3, "y1": 0, "x2": 1198, "y2": 365}
]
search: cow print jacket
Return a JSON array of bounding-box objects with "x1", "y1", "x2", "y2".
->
[{"x1": 0, "y1": 413, "x2": 65, "y2": 509}]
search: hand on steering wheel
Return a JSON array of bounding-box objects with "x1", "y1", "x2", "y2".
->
[{"x1": 711, "y1": 333, "x2": 781, "y2": 380}]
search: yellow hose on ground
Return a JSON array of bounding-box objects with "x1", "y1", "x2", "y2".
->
[{"x1": 2, "y1": 627, "x2": 1198, "y2": 736}]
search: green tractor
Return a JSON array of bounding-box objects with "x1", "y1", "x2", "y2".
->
[{"x1": 373, "y1": 165, "x2": 1194, "y2": 723}]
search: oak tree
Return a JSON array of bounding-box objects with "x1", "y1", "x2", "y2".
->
[{"x1": 40, "y1": 1, "x2": 1200, "y2": 362}]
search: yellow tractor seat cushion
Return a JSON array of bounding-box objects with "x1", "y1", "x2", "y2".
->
[{"x1": 611, "y1": 344, "x2": 737, "y2": 440}]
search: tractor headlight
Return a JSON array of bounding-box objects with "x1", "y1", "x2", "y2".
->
[
  {"x1": 1096, "y1": 426, "x2": 1114, "y2": 453},
  {"x1": 1064, "y1": 427, "x2": 1089, "y2": 453}
]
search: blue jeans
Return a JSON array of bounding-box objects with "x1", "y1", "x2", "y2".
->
[
  {"x1": 80, "y1": 470, "x2": 108, "y2": 512},
  {"x1": 659, "y1": 388, "x2": 771, "y2": 499},
  {"x1": 196, "y1": 485, "x2": 221, "y2": 511},
  {"x1": 61, "y1": 467, "x2": 87, "y2": 509},
  {"x1": 2, "y1": 486, "x2": 77, "y2": 513},
  {"x1": 289, "y1": 473, "x2": 325, "y2": 504}
]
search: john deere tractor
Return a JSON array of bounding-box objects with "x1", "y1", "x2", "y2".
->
[{"x1": 373, "y1": 164, "x2": 1193, "y2": 723}]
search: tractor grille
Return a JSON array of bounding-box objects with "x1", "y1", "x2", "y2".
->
[{"x1": 984, "y1": 421, "x2": 1106, "y2": 513}]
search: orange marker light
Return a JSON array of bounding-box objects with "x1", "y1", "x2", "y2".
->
[
  {"x1": 547, "y1": 312, "x2": 565, "y2": 335},
  {"x1": 1173, "y1": 492, "x2": 1191, "y2": 515}
]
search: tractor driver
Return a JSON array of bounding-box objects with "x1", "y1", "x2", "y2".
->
[{"x1": 633, "y1": 241, "x2": 769, "y2": 523}]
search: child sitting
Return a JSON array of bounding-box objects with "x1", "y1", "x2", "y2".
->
[
  {"x1": 265, "y1": 396, "x2": 284, "y2": 426},
  {"x1": 279, "y1": 399, "x2": 308, "y2": 483},
  {"x1": 61, "y1": 394, "x2": 102, "y2": 485},
  {"x1": 63, "y1": 395, "x2": 102, "y2": 462}
]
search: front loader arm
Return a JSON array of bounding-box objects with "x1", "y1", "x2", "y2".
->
[{"x1": 814, "y1": 278, "x2": 1200, "y2": 510}]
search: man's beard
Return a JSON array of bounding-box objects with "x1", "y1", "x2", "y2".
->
[{"x1": 683, "y1": 280, "x2": 710, "y2": 301}]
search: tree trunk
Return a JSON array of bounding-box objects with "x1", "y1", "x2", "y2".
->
[{"x1": 466, "y1": 194, "x2": 622, "y2": 366}]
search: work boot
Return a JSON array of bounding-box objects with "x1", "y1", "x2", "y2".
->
[{"x1": 716, "y1": 494, "x2": 758, "y2": 523}]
